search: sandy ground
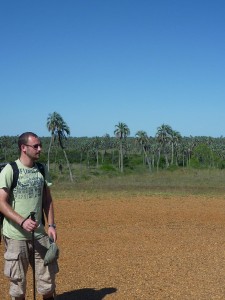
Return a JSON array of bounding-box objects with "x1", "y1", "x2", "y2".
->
[{"x1": 1, "y1": 195, "x2": 225, "y2": 299}]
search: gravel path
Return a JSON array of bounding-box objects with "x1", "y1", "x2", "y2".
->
[{"x1": 1, "y1": 195, "x2": 225, "y2": 299}]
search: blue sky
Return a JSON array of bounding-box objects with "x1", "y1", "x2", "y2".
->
[{"x1": 1, "y1": 0, "x2": 225, "y2": 138}]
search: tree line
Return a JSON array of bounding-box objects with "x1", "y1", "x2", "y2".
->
[{"x1": 1, "y1": 112, "x2": 225, "y2": 181}]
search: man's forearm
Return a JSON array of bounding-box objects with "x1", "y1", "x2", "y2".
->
[{"x1": 47, "y1": 200, "x2": 55, "y2": 225}]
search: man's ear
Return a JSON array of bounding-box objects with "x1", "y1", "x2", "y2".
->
[{"x1": 21, "y1": 144, "x2": 26, "y2": 152}]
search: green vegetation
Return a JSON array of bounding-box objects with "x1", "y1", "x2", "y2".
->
[
  {"x1": 1, "y1": 113, "x2": 225, "y2": 198},
  {"x1": 1, "y1": 133, "x2": 225, "y2": 176},
  {"x1": 50, "y1": 168, "x2": 225, "y2": 200}
]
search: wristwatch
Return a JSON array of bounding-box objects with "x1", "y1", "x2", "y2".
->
[{"x1": 48, "y1": 224, "x2": 56, "y2": 229}]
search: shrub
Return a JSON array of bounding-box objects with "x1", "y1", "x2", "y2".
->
[{"x1": 100, "y1": 164, "x2": 116, "y2": 172}]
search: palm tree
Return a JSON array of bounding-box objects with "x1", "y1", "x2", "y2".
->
[
  {"x1": 156, "y1": 124, "x2": 173, "y2": 169},
  {"x1": 207, "y1": 136, "x2": 215, "y2": 167},
  {"x1": 170, "y1": 130, "x2": 182, "y2": 165},
  {"x1": 101, "y1": 134, "x2": 111, "y2": 163},
  {"x1": 46, "y1": 112, "x2": 73, "y2": 182},
  {"x1": 114, "y1": 122, "x2": 130, "y2": 172},
  {"x1": 135, "y1": 130, "x2": 151, "y2": 171},
  {"x1": 92, "y1": 136, "x2": 101, "y2": 168}
]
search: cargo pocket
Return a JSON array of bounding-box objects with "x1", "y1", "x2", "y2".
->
[
  {"x1": 48, "y1": 259, "x2": 59, "y2": 274},
  {"x1": 4, "y1": 251, "x2": 22, "y2": 280}
]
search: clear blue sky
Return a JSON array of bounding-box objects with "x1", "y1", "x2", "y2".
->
[{"x1": 1, "y1": 0, "x2": 225, "y2": 138}]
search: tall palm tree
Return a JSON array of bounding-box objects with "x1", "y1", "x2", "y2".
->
[
  {"x1": 114, "y1": 122, "x2": 130, "y2": 172},
  {"x1": 156, "y1": 124, "x2": 173, "y2": 169},
  {"x1": 207, "y1": 136, "x2": 215, "y2": 167},
  {"x1": 135, "y1": 130, "x2": 151, "y2": 171},
  {"x1": 92, "y1": 136, "x2": 101, "y2": 168},
  {"x1": 46, "y1": 112, "x2": 73, "y2": 182},
  {"x1": 101, "y1": 134, "x2": 111, "y2": 163},
  {"x1": 170, "y1": 130, "x2": 182, "y2": 165}
]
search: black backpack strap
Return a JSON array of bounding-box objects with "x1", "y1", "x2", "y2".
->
[
  {"x1": 10, "y1": 162, "x2": 19, "y2": 190},
  {"x1": 35, "y1": 162, "x2": 45, "y2": 179},
  {"x1": 0, "y1": 161, "x2": 19, "y2": 243}
]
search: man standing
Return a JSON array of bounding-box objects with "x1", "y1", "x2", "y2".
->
[{"x1": 0, "y1": 132, "x2": 58, "y2": 300}]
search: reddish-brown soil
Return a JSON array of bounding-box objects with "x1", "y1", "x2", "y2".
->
[{"x1": 1, "y1": 195, "x2": 225, "y2": 299}]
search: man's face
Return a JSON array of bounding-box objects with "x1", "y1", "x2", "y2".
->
[{"x1": 23, "y1": 136, "x2": 42, "y2": 160}]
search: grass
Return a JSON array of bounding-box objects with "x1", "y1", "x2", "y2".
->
[{"x1": 50, "y1": 168, "x2": 225, "y2": 200}]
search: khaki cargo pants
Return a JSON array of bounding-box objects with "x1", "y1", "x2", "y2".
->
[{"x1": 3, "y1": 235, "x2": 59, "y2": 298}]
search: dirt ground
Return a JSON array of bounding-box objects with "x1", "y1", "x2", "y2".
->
[{"x1": 1, "y1": 195, "x2": 225, "y2": 299}]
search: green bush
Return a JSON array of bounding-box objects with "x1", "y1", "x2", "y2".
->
[
  {"x1": 100, "y1": 164, "x2": 117, "y2": 172},
  {"x1": 167, "y1": 164, "x2": 179, "y2": 171},
  {"x1": 190, "y1": 144, "x2": 219, "y2": 168}
]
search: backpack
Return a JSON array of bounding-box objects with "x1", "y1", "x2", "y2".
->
[{"x1": 0, "y1": 161, "x2": 46, "y2": 242}]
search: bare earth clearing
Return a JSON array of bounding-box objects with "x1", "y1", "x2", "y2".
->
[{"x1": 1, "y1": 195, "x2": 225, "y2": 299}]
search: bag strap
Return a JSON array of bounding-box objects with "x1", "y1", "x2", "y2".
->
[
  {"x1": 10, "y1": 161, "x2": 19, "y2": 190},
  {"x1": 35, "y1": 162, "x2": 45, "y2": 179}
]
